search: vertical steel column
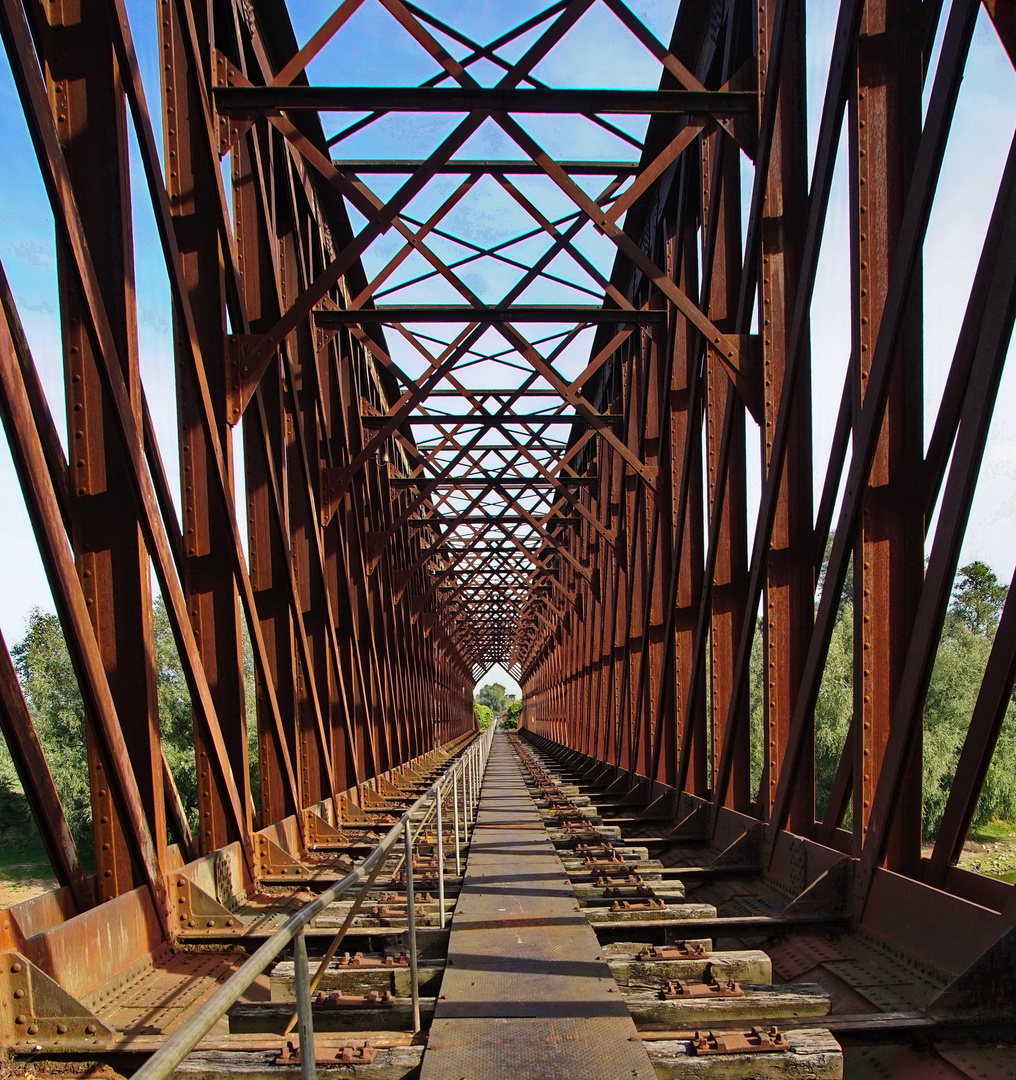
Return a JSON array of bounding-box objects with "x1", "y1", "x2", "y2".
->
[
  {"x1": 758, "y1": 0, "x2": 815, "y2": 828},
  {"x1": 702, "y1": 129, "x2": 749, "y2": 808},
  {"x1": 231, "y1": 123, "x2": 300, "y2": 830},
  {"x1": 161, "y1": 0, "x2": 251, "y2": 855},
  {"x1": 40, "y1": 0, "x2": 166, "y2": 894},
  {"x1": 670, "y1": 214, "x2": 706, "y2": 795},
  {"x1": 851, "y1": 0, "x2": 925, "y2": 869}
]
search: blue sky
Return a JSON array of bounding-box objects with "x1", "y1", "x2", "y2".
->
[{"x1": 0, "y1": 1, "x2": 1013, "y2": 704}]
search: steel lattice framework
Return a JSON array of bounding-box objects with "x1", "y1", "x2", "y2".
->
[{"x1": 0, "y1": 0, "x2": 1014, "y2": 1015}]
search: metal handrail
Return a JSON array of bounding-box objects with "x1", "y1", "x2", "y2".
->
[{"x1": 131, "y1": 725, "x2": 494, "y2": 1080}]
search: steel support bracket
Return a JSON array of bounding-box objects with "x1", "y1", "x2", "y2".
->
[
  {"x1": 928, "y1": 926, "x2": 1016, "y2": 1020},
  {"x1": 0, "y1": 951, "x2": 116, "y2": 1051},
  {"x1": 338, "y1": 796, "x2": 373, "y2": 825},
  {"x1": 226, "y1": 333, "x2": 271, "y2": 424},
  {"x1": 711, "y1": 823, "x2": 765, "y2": 871},
  {"x1": 377, "y1": 776, "x2": 410, "y2": 799},
  {"x1": 666, "y1": 804, "x2": 710, "y2": 842},
  {"x1": 365, "y1": 531, "x2": 389, "y2": 561},
  {"x1": 303, "y1": 810, "x2": 351, "y2": 847},
  {"x1": 169, "y1": 874, "x2": 244, "y2": 935},
  {"x1": 256, "y1": 834, "x2": 312, "y2": 880},
  {"x1": 358, "y1": 784, "x2": 395, "y2": 810},
  {"x1": 783, "y1": 856, "x2": 855, "y2": 919},
  {"x1": 320, "y1": 466, "x2": 349, "y2": 527}
]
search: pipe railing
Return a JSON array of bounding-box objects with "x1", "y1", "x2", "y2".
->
[{"x1": 132, "y1": 725, "x2": 494, "y2": 1080}]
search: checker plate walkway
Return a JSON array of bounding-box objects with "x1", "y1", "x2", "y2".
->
[{"x1": 420, "y1": 732, "x2": 656, "y2": 1079}]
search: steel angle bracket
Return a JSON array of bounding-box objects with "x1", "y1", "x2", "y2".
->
[
  {"x1": 225, "y1": 333, "x2": 273, "y2": 424},
  {"x1": 213, "y1": 52, "x2": 254, "y2": 157},
  {"x1": 303, "y1": 809, "x2": 353, "y2": 847},
  {"x1": 0, "y1": 951, "x2": 116, "y2": 1051},
  {"x1": 256, "y1": 834, "x2": 312, "y2": 880},
  {"x1": 169, "y1": 874, "x2": 244, "y2": 935},
  {"x1": 337, "y1": 796, "x2": 378, "y2": 827}
]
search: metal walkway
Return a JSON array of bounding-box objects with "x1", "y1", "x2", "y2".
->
[{"x1": 420, "y1": 732, "x2": 656, "y2": 1079}]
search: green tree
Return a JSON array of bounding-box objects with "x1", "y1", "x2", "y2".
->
[
  {"x1": 749, "y1": 604, "x2": 853, "y2": 819},
  {"x1": 814, "y1": 604, "x2": 853, "y2": 820},
  {"x1": 923, "y1": 614, "x2": 991, "y2": 836},
  {"x1": 11, "y1": 609, "x2": 93, "y2": 854},
  {"x1": 474, "y1": 703, "x2": 493, "y2": 730},
  {"x1": 476, "y1": 682, "x2": 510, "y2": 715},
  {"x1": 500, "y1": 695, "x2": 522, "y2": 730},
  {"x1": 952, "y1": 560, "x2": 1007, "y2": 635},
  {"x1": 2, "y1": 597, "x2": 264, "y2": 856},
  {"x1": 152, "y1": 598, "x2": 200, "y2": 833},
  {"x1": 918, "y1": 563, "x2": 1016, "y2": 837}
]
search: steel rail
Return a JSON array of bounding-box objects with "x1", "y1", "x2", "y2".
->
[{"x1": 131, "y1": 726, "x2": 494, "y2": 1080}]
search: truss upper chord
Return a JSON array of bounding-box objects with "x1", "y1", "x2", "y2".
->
[
  {"x1": 315, "y1": 305, "x2": 666, "y2": 324},
  {"x1": 215, "y1": 86, "x2": 756, "y2": 116}
]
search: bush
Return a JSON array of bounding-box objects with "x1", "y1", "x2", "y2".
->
[{"x1": 474, "y1": 704, "x2": 493, "y2": 730}]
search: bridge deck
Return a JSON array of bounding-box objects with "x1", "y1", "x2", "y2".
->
[{"x1": 420, "y1": 732, "x2": 656, "y2": 1079}]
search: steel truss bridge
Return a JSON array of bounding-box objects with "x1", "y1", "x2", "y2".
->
[{"x1": 0, "y1": 0, "x2": 1014, "y2": 1077}]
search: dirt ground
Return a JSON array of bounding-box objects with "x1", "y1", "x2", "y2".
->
[
  {"x1": 0, "y1": 865, "x2": 59, "y2": 910},
  {"x1": 955, "y1": 837, "x2": 1016, "y2": 880}
]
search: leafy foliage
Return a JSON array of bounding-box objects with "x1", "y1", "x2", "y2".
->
[
  {"x1": 475, "y1": 681, "x2": 511, "y2": 714},
  {"x1": 749, "y1": 558, "x2": 1016, "y2": 843},
  {"x1": 952, "y1": 560, "x2": 1007, "y2": 635},
  {"x1": 9, "y1": 609, "x2": 92, "y2": 855},
  {"x1": 0, "y1": 597, "x2": 262, "y2": 864},
  {"x1": 502, "y1": 699, "x2": 523, "y2": 729},
  {"x1": 749, "y1": 605, "x2": 853, "y2": 822},
  {"x1": 474, "y1": 703, "x2": 493, "y2": 730}
]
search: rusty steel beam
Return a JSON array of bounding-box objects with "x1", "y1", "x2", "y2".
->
[{"x1": 215, "y1": 85, "x2": 756, "y2": 115}]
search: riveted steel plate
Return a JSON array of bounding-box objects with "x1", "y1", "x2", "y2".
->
[
  {"x1": 736, "y1": 895, "x2": 780, "y2": 915},
  {"x1": 845, "y1": 1046, "x2": 967, "y2": 1079},
  {"x1": 823, "y1": 958, "x2": 939, "y2": 1011},
  {"x1": 768, "y1": 935, "x2": 851, "y2": 980},
  {"x1": 935, "y1": 1043, "x2": 1016, "y2": 1080},
  {"x1": 96, "y1": 952, "x2": 243, "y2": 1036}
]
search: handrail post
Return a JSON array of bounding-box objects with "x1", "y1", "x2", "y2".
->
[
  {"x1": 293, "y1": 927, "x2": 317, "y2": 1080},
  {"x1": 452, "y1": 771, "x2": 461, "y2": 875},
  {"x1": 436, "y1": 782, "x2": 446, "y2": 929},
  {"x1": 473, "y1": 742, "x2": 480, "y2": 811},
  {"x1": 404, "y1": 818, "x2": 421, "y2": 1032}
]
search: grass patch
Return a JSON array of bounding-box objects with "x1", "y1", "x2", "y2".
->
[
  {"x1": 968, "y1": 819, "x2": 1016, "y2": 843},
  {"x1": 0, "y1": 834, "x2": 51, "y2": 877},
  {"x1": 0, "y1": 803, "x2": 59, "y2": 904}
]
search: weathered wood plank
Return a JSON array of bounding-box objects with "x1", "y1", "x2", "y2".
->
[
  {"x1": 644, "y1": 1027, "x2": 842, "y2": 1079},
  {"x1": 626, "y1": 983, "x2": 830, "y2": 1025}
]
